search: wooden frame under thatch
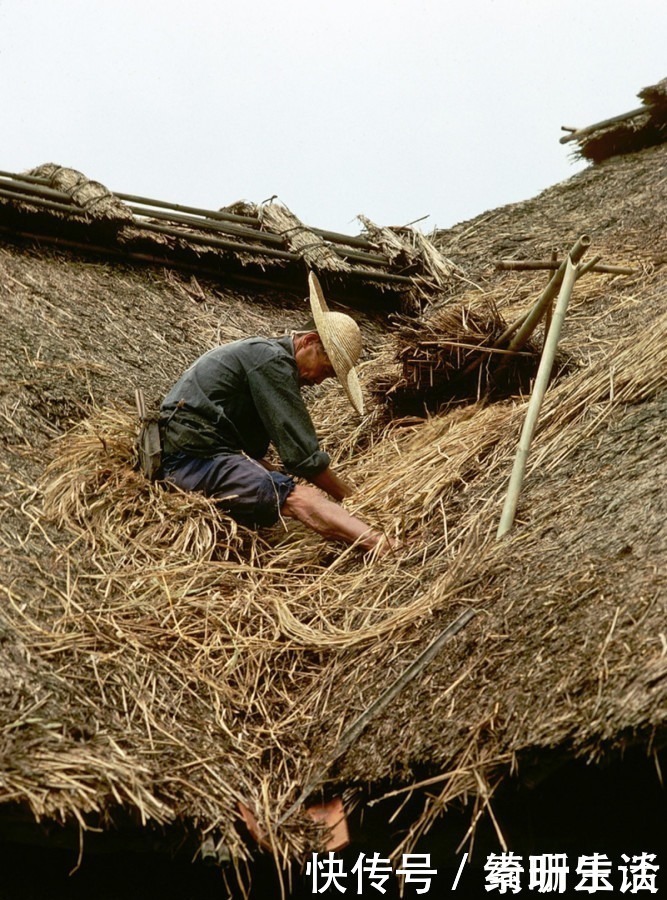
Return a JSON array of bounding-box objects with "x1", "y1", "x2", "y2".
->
[{"x1": 0, "y1": 164, "x2": 462, "y2": 316}]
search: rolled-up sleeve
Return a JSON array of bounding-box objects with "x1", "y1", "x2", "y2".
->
[{"x1": 246, "y1": 356, "x2": 330, "y2": 478}]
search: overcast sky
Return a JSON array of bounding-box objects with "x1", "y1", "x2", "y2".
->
[{"x1": 1, "y1": 1, "x2": 665, "y2": 235}]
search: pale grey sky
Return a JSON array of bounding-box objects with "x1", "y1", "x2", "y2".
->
[{"x1": 1, "y1": 0, "x2": 665, "y2": 234}]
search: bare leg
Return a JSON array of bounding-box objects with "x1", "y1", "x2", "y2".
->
[{"x1": 281, "y1": 484, "x2": 392, "y2": 554}]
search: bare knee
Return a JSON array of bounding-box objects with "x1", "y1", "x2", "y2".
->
[
  {"x1": 281, "y1": 484, "x2": 337, "y2": 535},
  {"x1": 281, "y1": 484, "x2": 318, "y2": 517}
]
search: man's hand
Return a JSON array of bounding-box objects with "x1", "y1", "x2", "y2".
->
[{"x1": 310, "y1": 466, "x2": 355, "y2": 502}]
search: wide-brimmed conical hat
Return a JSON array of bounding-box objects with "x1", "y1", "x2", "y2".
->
[{"x1": 308, "y1": 272, "x2": 364, "y2": 415}]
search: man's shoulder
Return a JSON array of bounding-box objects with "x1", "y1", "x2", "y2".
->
[{"x1": 238, "y1": 336, "x2": 295, "y2": 369}]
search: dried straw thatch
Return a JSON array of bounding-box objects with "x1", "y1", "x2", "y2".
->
[
  {"x1": 0, "y1": 167, "x2": 457, "y2": 313},
  {"x1": 370, "y1": 301, "x2": 547, "y2": 418},
  {"x1": 258, "y1": 202, "x2": 350, "y2": 273},
  {"x1": 566, "y1": 77, "x2": 667, "y2": 163},
  {"x1": 1, "y1": 138, "x2": 666, "y2": 876}
]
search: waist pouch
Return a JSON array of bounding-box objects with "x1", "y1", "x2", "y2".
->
[{"x1": 135, "y1": 389, "x2": 162, "y2": 481}]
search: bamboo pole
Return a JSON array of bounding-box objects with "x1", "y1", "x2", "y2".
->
[
  {"x1": 129, "y1": 206, "x2": 286, "y2": 245},
  {"x1": 0, "y1": 170, "x2": 381, "y2": 250},
  {"x1": 543, "y1": 249, "x2": 558, "y2": 340},
  {"x1": 346, "y1": 267, "x2": 414, "y2": 285},
  {"x1": 307, "y1": 227, "x2": 379, "y2": 251},
  {"x1": 496, "y1": 257, "x2": 579, "y2": 539},
  {"x1": 0, "y1": 188, "x2": 84, "y2": 216},
  {"x1": 136, "y1": 221, "x2": 299, "y2": 260},
  {"x1": 504, "y1": 235, "x2": 590, "y2": 354},
  {"x1": 118, "y1": 191, "x2": 380, "y2": 249},
  {"x1": 576, "y1": 254, "x2": 603, "y2": 279},
  {"x1": 496, "y1": 259, "x2": 635, "y2": 276},
  {"x1": 559, "y1": 106, "x2": 646, "y2": 144},
  {"x1": 115, "y1": 191, "x2": 260, "y2": 225},
  {"x1": 0, "y1": 169, "x2": 51, "y2": 185},
  {"x1": 129, "y1": 207, "x2": 391, "y2": 264},
  {"x1": 459, "y1": 236, "x2": 589, "y2": 382},
  {"x1": 0, "y1": 177, "x2": 72, "y2": 204},
  {"x1": 334, "y1": 246, "x2": 389, "y2": 266}
]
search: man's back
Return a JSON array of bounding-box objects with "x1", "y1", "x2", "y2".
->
[{"x1": 161, "y1": 336, "x2": 329, "y2": 478}]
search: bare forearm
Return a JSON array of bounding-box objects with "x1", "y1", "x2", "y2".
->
[{"x1": 310, "y1": 466, "x2": 355, "y2": 501}]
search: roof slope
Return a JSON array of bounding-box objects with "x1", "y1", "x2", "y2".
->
[{"x1": 1, "y1": 143, "x2": 666, "y2": 864}]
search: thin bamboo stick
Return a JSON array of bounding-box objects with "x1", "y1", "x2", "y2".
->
[
  {"x1": 496, "y1": 259, "x2": 635, "y2": 276},
  {"x1": 414, "y1": 340, "x2": 534, "y2": 356},
  {"x1": 496, "y1": 257, "x2": 579, "y2": 539}
]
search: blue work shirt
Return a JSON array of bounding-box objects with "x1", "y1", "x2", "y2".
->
[{"x1": 160, "y1": 336, "x2": 330, "y2": 479}]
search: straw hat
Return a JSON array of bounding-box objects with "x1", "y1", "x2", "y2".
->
[{"x1": 308, "y1": 271, "x2": 364, "y2": 415}]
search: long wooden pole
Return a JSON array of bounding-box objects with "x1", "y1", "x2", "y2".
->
[
  {"x1": 497, "y1": 257, "x2": 579, "y2": 539},
  {"x1": 277, "y1": 607, "x2": 476, "y2": 824}
]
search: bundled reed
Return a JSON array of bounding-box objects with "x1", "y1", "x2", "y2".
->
[{"x1": 371, "y1": 301, "x2": 545, "y2": 417}]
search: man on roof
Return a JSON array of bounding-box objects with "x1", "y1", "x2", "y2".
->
[{"x1": 160, "y1": 272, "x2": 393, "y2": 556}]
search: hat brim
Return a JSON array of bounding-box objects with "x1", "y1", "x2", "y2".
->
[{"x1": 308, "y1": 272, "x2": 364, "y2": 415}]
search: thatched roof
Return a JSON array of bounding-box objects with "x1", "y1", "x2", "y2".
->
[
  {"x1": 1, "y1": 140, "x2": 665, "y2": 875},
  {"x1": 0, "y1": 165, "x2": 461, "y2": 316},
  {"x1": 561, "y1": 76, "x2": 667, "y2": 162}
]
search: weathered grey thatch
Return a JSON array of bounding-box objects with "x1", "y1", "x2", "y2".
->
[{"x1": 0, "y1": 138, "x2": 665, "y2": 876}]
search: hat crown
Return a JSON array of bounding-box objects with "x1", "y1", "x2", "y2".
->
[
  {"x1": 308, "y1": 272, "x2": 365, "y2": 415},
  {"x1": 323, "y1": 311, "x2": 362, "y2": 368}
]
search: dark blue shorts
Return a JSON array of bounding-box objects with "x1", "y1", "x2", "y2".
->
[{"x1": 161, "y1": 452, "x2": 296, "y2": 529}]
